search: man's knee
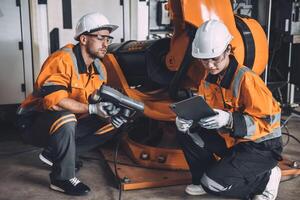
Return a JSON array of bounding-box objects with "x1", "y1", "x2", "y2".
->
[
  {"x1": 52, "y1": 122, "x2": 77, "y2": 137},
  {"x1": 50, "y1": 113, "x2": 77, "y2": 136},
  {"x1": 49, "y1": 120, "x2": 77, "y2": 150}
]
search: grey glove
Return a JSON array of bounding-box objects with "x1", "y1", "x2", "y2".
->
[
  {"x1": 198, "y1": 109, "x2": 232, "y2": 129},
  {"x1": 111, "y1": 116, "x2": 127, "y2": 128},
  {"x1": 88, "y1": 102, "x2": 120, "y2": 118},
  {"x1": 175, "y1": 117, "x2": 193, "y2": 132}
]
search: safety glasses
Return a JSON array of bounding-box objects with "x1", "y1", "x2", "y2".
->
[
  {"x1": 85, "y1": 33, "x2": 114, "y2": 44},
  {"x1": 200, "y1": 52, "x2": 226, "y2": 65}
]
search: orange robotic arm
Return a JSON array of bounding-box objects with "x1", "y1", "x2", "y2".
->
[
  {"x1": 166, "y1": 0, "x2": 268, "y2": 75},
  {"x1": 101, "y1": 0, "x2": 270, "y2": 176},
  {"x1": 104, "y1": 0, "x2": 268, "y2": 121}
]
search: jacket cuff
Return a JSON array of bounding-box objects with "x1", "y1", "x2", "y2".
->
[
  {"x1": 43, "y1": 90, "x2": 68, "y2": 110},
  {"x1": 231, "y1": 111, "x2": 247, "y2": 137}
]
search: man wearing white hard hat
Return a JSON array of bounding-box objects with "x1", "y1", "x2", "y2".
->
[
  {"x1": 17, "y1": 12, "x2": 126, "y2": 196},
  {"x1": 175, "y1": 20, "x2": 282, "y2": 200}
]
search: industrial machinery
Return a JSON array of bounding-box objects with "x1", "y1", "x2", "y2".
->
[{"x1": 101, "y1": 0, "x2": 270, "y2": 189}]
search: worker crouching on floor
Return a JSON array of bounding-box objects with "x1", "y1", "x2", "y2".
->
[
  {"x1": 175, "y1": 19, "x2": 283, "y2": 200},
  {"x1": 16, "y1": 12, "x2": 127, "y2": 196}
]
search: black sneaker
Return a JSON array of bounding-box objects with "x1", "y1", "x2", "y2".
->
[
  {"x1": 50, "y1": 177, "x2": 90, "y2": 196},
  {"x1": 39, "y1": 151, "x2": 83, "y2": 172}
]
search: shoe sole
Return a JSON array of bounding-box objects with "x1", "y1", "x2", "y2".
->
[
  {"x1": 50, "y1": 184, "x2": 65, "y2": 193},
  {"x1": 185, "y1": 189, "x2": 206, "y2": 196},
  {"x1": 39, "y1": 153, "x2": 53, "y2": 166},
  {"x1": 50, "y1": 184, "x2": 89, "y2": 196}
]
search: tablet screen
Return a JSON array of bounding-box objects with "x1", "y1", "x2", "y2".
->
[{"x1": 170, "y1": 96, "x2": 216, "y2": 121}]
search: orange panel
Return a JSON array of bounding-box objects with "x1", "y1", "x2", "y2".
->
[
  {"x1": 182, "y1": 0, "x2": 235, "y2": 27},
  {"x1": 165, "y1": 0, "x2": 188, "y2": 71},
  {"x1": 168, "y1": 0, "x2": 246, "y2": 73},
  {"x1": 100, "y1": 147, "x2": 192, "y2": 191},
  {"x1": 181, "y1": 0, "x2": 239, "y2": 43},
  {"x1": 165, "y1": 31, "x2": 190, "y2": 71},
  {"x1": 236, "y1": 16, "x2": 268, "y2": 75},
  {"x1": 122, "y1": 134, "x2": 189, "y2": 170},
  {"x1": 179, "y1": 0, "x2": 268, "y2": 75},
  {"x1": 183, "y1": 0, "x2": 245, "y2": 65}
]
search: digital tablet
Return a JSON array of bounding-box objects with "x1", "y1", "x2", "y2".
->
[{"x1": 170, "y1": 95, "x2": 217, "y2": 121}]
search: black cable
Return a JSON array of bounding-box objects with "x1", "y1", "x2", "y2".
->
[
  {"x1": 81, "y1": 121, "x2": 137, "y2": 200},
  {"x1": 281, "y1": 124, "x2": 290, "y2": 147},
  {"x1": 114, "y1": 132, "x2": 123, "y2": 200},
  {"x1": 278, "y1": 120, "x2": 300, "y2": 184},
  {"x1": 282, "y1": 132, "x2": 300, "y2": 144},
  {"x1": 80, "y1": 130, "x2": 124, "y2": 200},
  {"x1": 113, "y1": 123, "x2": 137, "y2": 200}
]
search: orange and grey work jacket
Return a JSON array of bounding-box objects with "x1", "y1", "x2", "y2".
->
[
  {"x1": 198, "y1": 56, "x2": 281, "y2": 148},
  {"x1": 20, "y1": 43, "x2": 107, "y2": 114}
]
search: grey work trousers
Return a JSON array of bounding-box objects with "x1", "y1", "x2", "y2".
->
[{"x1": 21, "y1": 110, "x2": 116, "y2": 181}]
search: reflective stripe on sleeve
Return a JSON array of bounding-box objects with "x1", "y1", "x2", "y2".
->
[
  {"x1": 254, "y1": 127, "x2": 282, "y2": 143},
  {"x1": 242, "y1": 115, "x2": 256, "y2": 138},
  {"x1": 263, "y1": 113, "x2": 281, "y2": 126}
]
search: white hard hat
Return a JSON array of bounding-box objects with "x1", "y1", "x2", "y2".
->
[
  {"x1": 192, "y1": 19, "x2": 233, "y2": 59},
  {"x1": 74, "y1": 12, "x2": 118, "y2": 40}
]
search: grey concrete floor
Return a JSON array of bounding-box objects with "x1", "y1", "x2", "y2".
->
[{"x1": 0, "y1": 115, "x2": 300, "y2": 200}]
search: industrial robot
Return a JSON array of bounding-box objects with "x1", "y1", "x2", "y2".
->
[{"x1": 100, "y1": 0, "x2": 269, "y2": 188}]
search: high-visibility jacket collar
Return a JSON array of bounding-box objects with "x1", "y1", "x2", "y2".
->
[
  {"x1": 205, "y1": 55, "x2": 238, "y2": 89},
  {"x1": 73, "y1": 43, "x2": 101, "y2": 75}
]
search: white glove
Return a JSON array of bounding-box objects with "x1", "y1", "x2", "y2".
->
[
  {"x1": 175, "y1": 117, "x2": 193, "y2": 132},
  {"x1": 198, "y1": 109, "x2": 232, "y2": 129},
  {"x1": 111, "y1": 116, "x2": 127, "y2": 128},
  {"x1": 88, "y1": 102, "x2": 120, "y2": 118}
]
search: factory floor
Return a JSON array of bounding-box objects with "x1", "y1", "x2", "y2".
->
[{"x1": 0, "y1": 114, "x2": 300, "y2": 200}]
